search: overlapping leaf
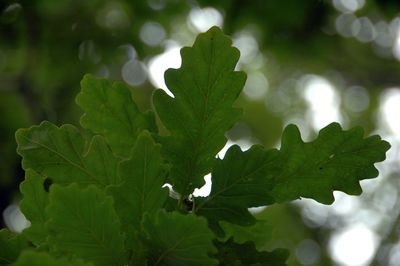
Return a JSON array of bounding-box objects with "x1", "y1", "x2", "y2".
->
[
  {"x1": 76, "y1": 75, "x2": 157, "y2": 158},
  {"x1": 144, "y1": 211, "x2": 217, "y2": 266},
  {"x1": 47, "y1": 184, "x2": 126, "y2": 266},
  {"x1": 0, "y1": 229, "x2": 29, "y2": 265},
  {"x1": 195, "y1": 145, "x2": 277, "y2": 234},
  {"x1": 13, "y1": 250, "x2": 92, "y2": 266},
  {"x1": 219, "y1": 220, "x2": 274, "y2": 249},
  {"x1": 108, "y1": 131, "x2": 168, "y2": 247},
  {"x1": 153, "y1": 26, "x2": 246, "y2": 197},
  {"x1": 19, "y1": 170, "x2": 49, "y2": 245},
  {"x1": 16, "y1": 122, "x2": 120, "y2": 188},
  {"x1": 9, "y1": 26, "x2": 393, "y2": 266},
  {"x1": 213, "y1": 238, "x2": 288, "y2": 266},
  {"x1": 196, "y1": 123, "x2": 390, "y2": 233}
]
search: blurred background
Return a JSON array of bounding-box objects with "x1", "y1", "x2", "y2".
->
[{"x1": 1, "y1": 0, "x2": 400, "y2": 265}]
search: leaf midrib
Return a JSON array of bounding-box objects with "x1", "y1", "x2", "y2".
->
[
  {"x1": 19, "y1": 135, "x2": 103, "y2": 187},
  {"x1": 195, "y1": 157, "x2": 272, "y2": 212}
]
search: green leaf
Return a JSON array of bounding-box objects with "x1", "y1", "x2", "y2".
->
[
  {"x1": 47, "y1": 184, "x2": 126, "y2": 266},
  {"x1": 213, "y1": 238, "x2": 288, "y2": 266},
  {"x1": 272, "y1": 122, "x2": 390, "y2": 203},
  {"x1": 0, "y1": 229, "x2": 29, "y2": 265},
  {"x1": 16, "y1": 121, "x2": 120, "y2": 188},
  {"x1": 13, "y1": 250, "x2": 93, "y2": 266},
  {"x1": 195, "y1": 123, "x2": 390, "y2": 232},
  {"x1": 144, "y1": 211, "x2": 218, "y2": 266},
  {"x1": 76, "y1": 74, "x2": 157, "y2": 158},
  {"x1": 19, "y1": 170, "x2": 49, "y2": 245},
  {"x1": 153, "y1": 26, "x2": 246, "y2": 196},
  {"x1": 107, "y1": 131, "x2": 168, "y2": 247},
  {"x1": 219, "y1": 220, "x2": 274, "y2": 249},
  {"x1": 195, "y1": 145, "x2": 277, "y2": 234}
]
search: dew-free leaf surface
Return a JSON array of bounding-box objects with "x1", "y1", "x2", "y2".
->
[
  {"x1": 153, "y1": 26, "x2": 246, "y2": 197},
  {"x1": 0, "y1": 229, "x2": 29, "y2": 265},
  {"x1": 13, "y1": 250, "x2": 93, "y2": 266},
  {"x1": 144, "y1": 211, "x2": 218, "y2": 266},
  {"x1": 108, "y1": 131, "x2": 168, "y2": 247},
  {"x1": 16, "y1": 122, "x2": 120, "y2": 188},
  {"x1": 77, "y1": 75, "x2": 157, "y2": 158},
  {"x1": 213, "y1": 238, "x2": 288, "y2": 266},
  {"x1": 196, "y1": 123, "x2": 390, "y2": 233},
  {"x1": 19, "y1": 170, "x2": 49, "y2": 245},
  {"x1": 10, "y1": 27, "x2": 391, "y2": 266},
  {"x1": 195, "y1": 144, "x2": 277, "y2": 233},
  {"x1": 219, "y1": 220, "x2": 274, "y2": 249},
  {"x1": 272, "y1": 122, "x2": 390, "y2": 203},
  {"x1": 47, "y1": 184, "x2": 126, "y2": 266}
]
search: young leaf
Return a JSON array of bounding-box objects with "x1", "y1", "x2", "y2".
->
[
  {"x1": 47, "y1": 184, "x2": 126, "y2": 266},
  {"x1": 19, "y1": 170, "x2": 49, "y2": 245},
  {"x1": 144, "y1": 211, "x2": 218, "y2": 266},
  {"x1": 107, "y1": 131, "x2": 168, "y2": 247},
  {"x1": 13, "y1": 250, "x2": 93, "y2": 266},
  {"x1": 76, "y1": 75, "x2": 157, "y2": 158},
  {"x1": 153, "y1": 26, "x2": 246, "y2": 197},
  {"x1": 196, "y1": 123, "x2": 390, "y2": 232},
  {"x1": 212, "y1": 238, "x2": 289, "y2": 266},
  {"x1": 0, "y1": 229, "x2": 29, "y2": 265},
  {"x1": 16, "y1": 122, "x2": 120, "y2": 188}
]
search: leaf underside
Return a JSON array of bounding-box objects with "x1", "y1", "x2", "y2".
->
[{"x1": 153, "y1": 26, "x2": 246, "y2": 197}]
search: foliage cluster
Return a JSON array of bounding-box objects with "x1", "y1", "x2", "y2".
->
[{"x1": 0, "y1": 27, "x2": 390, "y2": 265}]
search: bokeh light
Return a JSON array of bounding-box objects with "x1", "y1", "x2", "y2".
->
[
  {"x1": 148, "y1": 43, "x2": 181, "y2": 96},
  {"x1": 302, "y1": 75, "x2": 342, "y2": 130},
  {"x1": 2, "y1": 204, "x2": 29, "y2": 233},
  {"x1": 140, "y1": 22, "x2": 167, "y2": 47},
  {"x1": 329, "y1": 223, "x2": 378, "y2": 266},
  {"x1": 188, "y1": 7, "x2": 223, "y2": 32},
  {"x1": 380, "y1": 88, "x2": 400, "y2": 136}
]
